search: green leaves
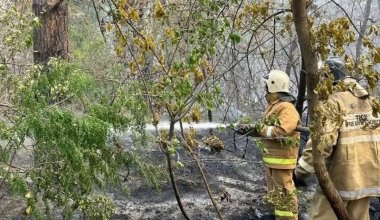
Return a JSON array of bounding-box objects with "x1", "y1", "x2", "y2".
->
[
  {"x1": 8, "y1": 173, "x2": 28, "y2": 196},
  {"x1": 0, "y1": 6, "x2": 37, "y2": 55},
  {"x1": 16, "y1": 58, "x2": 94, "y2": 110},
  {"x1": 284, "y1": 137, "x2": 300, "y2": 149},
  {"x1": 79, "y1": 196, "x2": 116, "y2": 220},
  {"x1": 229, "y1": 33, "x2": 241, "y2": 44},
  {"x1": 177, "y1": 79, "x2": 192, "y2": 98},
  {"x1": 1, "y1": 58, "x2": 153, "y2": 218},
  {"x1": 24, "y1": 105, "x2": 132, "y2": 217}
]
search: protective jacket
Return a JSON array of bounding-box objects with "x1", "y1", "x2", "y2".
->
[
  {"x1": 259, "y1": 93, "x2": 301, "y2": 169},
  {"x1": 296, "y1": 78, "x2": 380, "y2": 200}
]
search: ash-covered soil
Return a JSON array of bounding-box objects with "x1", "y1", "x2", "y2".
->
[
  {"x1": 109, "y1": 129, "x2": 293, "y2": 220},
  {"x1": 109, "y1": 129, "x2": 380, "y2": 220},
  {"x1": 1, "y1": 128, "x2": 380, "y2": 220}
]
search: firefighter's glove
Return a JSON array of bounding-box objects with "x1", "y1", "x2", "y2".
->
[
  {"x1": 235, "y1": 124, "x2": 249, "y2": 135},
  {"x1": 235, "y1": 124, "x2": 260, "y2": 136},
  {"x1": 293, "y1": 167, "x2": 308, "y2": 188}
]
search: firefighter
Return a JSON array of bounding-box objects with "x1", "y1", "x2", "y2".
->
[
  {"x1": 294, "y1": 57, "x2": 380, "y2": 220},
  {"x1": 237, "y1": 70, "x2": 301, "y2": 219}
]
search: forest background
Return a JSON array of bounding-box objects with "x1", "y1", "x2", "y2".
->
[{"x1": 0, "y1": 0, "x2": 379, "y2": 219}]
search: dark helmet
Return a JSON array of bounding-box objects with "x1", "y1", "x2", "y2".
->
[{"x1": 324, "y1": 57, "x2": 351, "y2": 82}]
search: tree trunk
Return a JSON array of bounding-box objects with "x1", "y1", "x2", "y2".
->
[
  {"x1": 295, "y1": 57, "x2": 306, "y2": 116},
  {"x1": 291, "y1": 1, "x2": 350, "y2": 219},
  {"x1": 355, "y1": 0, "x2": 372, "y2": 60},
  {"x1": 166, "y1": 120, "x2": 190, "y2": 220},
  {"x1": 33, "y1": 0, "x2": 69, "y2": 64}
]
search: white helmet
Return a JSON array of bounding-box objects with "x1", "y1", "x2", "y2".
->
[{"x1": 265, "y1": 70, "x2": 290, "y2": 93}]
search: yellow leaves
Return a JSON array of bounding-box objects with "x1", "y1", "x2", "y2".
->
[
  {"x1": 244, "y1": 1, "x2": 270, "y2": 18},
  {"x1": 146, "y1": 36, "x2": 156, "y2": 50},
  {"x1": 193, "y1": 67, "x2": 204, "y2": 83},
  {"x1": 344, "y1": 56, "x2": 355, "y2": 71},
  {"x1": 25, "y1": 206, "x2": 33, "y2": 216},
  {"x1": 168, "y1": 102, "x2": 178, "y2": 112},
  {"x1": 184, "y1": 127, "x2": 198, "y2": 151},
  {"x1": 314, "y1": 73, "x2": 333, "y2": 100},
  {"x1": 118, "y1": 5, "x2": 140, "y2": 22},
  {"x1": 371, "y1": 98, "x2": 380, "y2": 118},
  {"x1": 243, "y1": 4, "x2": 251, "y2": 13},
  {"x1": 119, "y1": 6, "x2": 130, "y2": 20},
  {"x1": 129, "y1": 7, "x2": 140, "y2": 21},
  {"x1": 363, "y1": 69, "x2": 379, "y2": 89},
  {"x1": 373, "y1": 47, "x2": 380, "y2": 63},
  {"x1": 280, "y1": 13, "x2": 293, "y2": 35},
  {"x1": 203, "y1": 134, "x2": 224, "y2": 152},
  {"x1": 165, "y1": 27, "x2": 176, "y2": 40},
  {"x1": 259, "y1": 1, "x2": 270, "y2": 17},
  {"x1": 234, "y1": 16, "x2": 242, "y2": 29},
  {"x1": 190, "y1": 105, "x2": 201, "y2": 123},
  {"x1": 115, "y1": 46, "x2": 124, "y2": 57},
  {"x1": 363, "y1": 36, "x2": 373, "y2": 49},
  {"x1": 133, "y1": 36, "x2": 156, "y2": 51},
  {"x1": 24, "y1": 191, "x2": 33, "y2": 216},
  {"x1": 136, "y1": 54, "x2": 146, "y2": 65},
  {"x1": 115, "y1": 30, "x2": 126, "y2": 57},
  {"x1": 154, "y1": 0, "x2": 166, "y2": 20},
  {"x1": 152, "y1": 112, "x2": 160, "y2": 126},
  {"x1": 182, "y1": 105, "x2": 202, "y2": 123},
  {"x1": 106, "y1": 23, "x2": 113, "y2": 32},
  {"x1": 339, "y1": 17, "x2": 350, "y2": 29},
  {"x1": 237, "y1": 1, "x2": 271, "y2": 29},
  {"x1": 159, "y1": 129, "x2": 169, "y2": 142},
  {"x1": 128, "y1": 62, "x2": 137, "y2": 73},
  {"x1": 200, "y1": 59, "x2": 213, "y2": 75},
  {"x1": 368, "y1": 25, "x2": 380, "y2": 36},
  {"x1": 284, "y1": 13, "x2": 293, "y2": 23},
  {"x1": 159, "y1": 54, "x2": 165, "y2": 65},
  {"x1": 25, "y1": 191, "x2": 32, "y2": 199},
  {"x1": 312, "y1": 17, "x2": 356, "y2": 58},
  {"x1": 315, "y1": 101, "x2": 345, "y2": 135},
  {"x1": 133, "y1": 37, "x2": 145, "y2": 49}
]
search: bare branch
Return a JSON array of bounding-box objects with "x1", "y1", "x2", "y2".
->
[
  {"x1": 91, "y1": 0, "x2": 107, "y2": 43},
  {"x1": 330, "y1": 0, "x2": 363, "y2": 38}
]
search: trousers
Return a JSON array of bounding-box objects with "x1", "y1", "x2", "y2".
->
[
  {"x1": 266, "y1": 168, "x2": 298, "y2": 220},
  {"x1": 309, "y1": 189, "x2": 371, "y2": 220}
]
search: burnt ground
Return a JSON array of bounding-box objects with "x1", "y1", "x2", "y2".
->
[
  {"x1": 1, "y1": 129, "x2": 380, "y2": 220},
  {"x1": 111, "y1": 129, "x2": 380, "y2": 220}
]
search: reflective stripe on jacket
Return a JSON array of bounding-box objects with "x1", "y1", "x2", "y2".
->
[
  {"x1": 259, "y1": 94, "x2": 301, "y2": 169},
  {"x1": 297, "y1": 79, "x2": 380, "y2": 200},
  {"x1": 275, "y1": 209, "x2": 297, "y2": 218}
]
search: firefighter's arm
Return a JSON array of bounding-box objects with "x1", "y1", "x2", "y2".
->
[
  {"x1": 260, "y1": 102, "x2": 300, "y2": 138},
  {"x1": 295, "y1": 140, "x2": 314, "y2": 180},
  {"x1": 295, "y1": 98, "x2": 340, "y2": 180},
  {"x1": 295, "y1": 131, "x2": 338, "y2": 180}
]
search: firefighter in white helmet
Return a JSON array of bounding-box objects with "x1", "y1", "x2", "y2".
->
[
  {"x1": 295, "y1": 57, "x2": 380, "y2": 220},
  {"x1": 237, "y1": 70, "x2": 301, "y2": 219}
]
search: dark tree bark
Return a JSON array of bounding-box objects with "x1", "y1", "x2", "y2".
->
[
  {"x1": 291, "y1": 1, "x2": 350, "y2": 219},
  {"x1": 295, "y1": 57, "x2": 306, "y2": 116},
  {"x1": 33, "y1": 0, "x2": 69, "y2": 64}
]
